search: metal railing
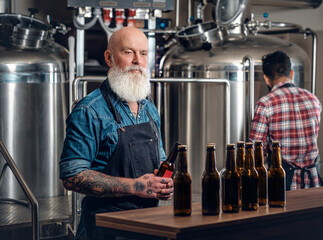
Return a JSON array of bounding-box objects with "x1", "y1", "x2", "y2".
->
[
  {"x1": 71, "y1": 76, "x2": 231, "y2": 232},
  {"x1": 0, "y1": 140, "x2": 39, "y2": 240},
  {"x1": 71, "y1": 76, "x2": 105, "y2": 232}
]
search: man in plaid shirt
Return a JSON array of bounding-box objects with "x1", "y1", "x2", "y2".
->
[{"x1": 249, "y1": 51, "x2": 322, "y2": 190}]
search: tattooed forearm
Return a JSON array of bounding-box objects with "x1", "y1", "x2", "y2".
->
[{"x1": 62, "y1": 169, "x2": 131, "y2": 198}]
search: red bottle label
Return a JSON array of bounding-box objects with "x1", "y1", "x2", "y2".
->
[{"x1": 163, "y1": 170, "x2": 173, "y2": 178}]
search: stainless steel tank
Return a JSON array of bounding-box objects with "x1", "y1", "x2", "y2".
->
[
  {"x1": 156, "y1": 0, "x2": 311, "y2": 196},
  {"x1": 0, "y1": 13, "x2": 68, "y2": 200}
]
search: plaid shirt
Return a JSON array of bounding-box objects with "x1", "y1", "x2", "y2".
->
[{"x1": 249, "y1": 81, "x2": 322, "y2": 190}]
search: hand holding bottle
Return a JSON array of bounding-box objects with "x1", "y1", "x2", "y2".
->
[
  {"x1": 133, "y1": 171, "x2": 174, "y2": 200},
  {"x1": 157, "y1": 141, "x2": 181, "y2": 178}
]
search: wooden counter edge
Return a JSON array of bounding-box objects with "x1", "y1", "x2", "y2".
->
[
  {"x1": 96, "y1": 187, "x2": 323, "y2": 239},
  {"x1": 96, "y1": 217, "x2": 180, "y2": 239}
]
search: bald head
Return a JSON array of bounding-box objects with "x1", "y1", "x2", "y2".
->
[
  {"x1": 107, "y1": 27, "x2": 148, "y2": 52},
  {"x1": 104, "y1": 27, "x2": 149, "y2": 70}
]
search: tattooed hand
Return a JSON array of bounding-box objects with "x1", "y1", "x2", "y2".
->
[
  {"x1": 62, "y1": 169, "x2": 173, "y2": 200},
  {"x1": 134, "y1": 170, "x2": 173, "y2": 200}
]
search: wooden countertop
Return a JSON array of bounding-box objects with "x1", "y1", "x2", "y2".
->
[{"x1": 96, "y1": 187, "x2": 323, "y2": 240}]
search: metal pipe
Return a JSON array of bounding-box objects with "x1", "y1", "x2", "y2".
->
[
  {"x1": 76, "y1": 13, "x2": 85, "y2": 77},
  {"x1": 243, "y1": 55, "x2": 255, "y2": 138},
  {"x1": 72, "y1": 77, "x2": 231, "y2": 146},
  {"x1": 148, "y1": 11, "x2": 156, "y2": 77},
  {"x1": 251, "y1": 0, "x2": 322, "y2": 8},
  {"x1": 176, "y1": 0, "x2": 180, "y2": 27},
  {"x1": 306, "y1": 28, "x2": 318, "y2": 94},
  {"x1": 150, "y1": 78, "x2": 231, "y2": 145},
  {"x1": 0, "y1": 140, "x2": 39, "y2": 240},
  {"x1": 71, "y1": 76, "x2": 105, "y2": 233},
  {"x1": 73, "y1": 12, "x2": 86, "y2": 232},
  {"x1": 187, "y1": 0, "x2": 192, "y2": 25},
  {"x1": 0, "y1": 0, "x2": 10, "y2": 13},
  {"x1": 73, "y1": 76, "x2": 106, "y2": 102},
  {"x1": 68, "y1": 36, "x2": 75, "y2": 112}
]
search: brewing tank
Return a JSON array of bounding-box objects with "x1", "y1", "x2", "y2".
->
[
  {"x1": 0, "y1": 13, "x2": 68, "y2": 200},
  {"x1": 157, "y1": 23, "x2": 311, "y2": 195}
]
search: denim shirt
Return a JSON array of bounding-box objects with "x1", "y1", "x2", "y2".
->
[{"x1": 59, "y1": 80, "x2": 166, "y2": 179}]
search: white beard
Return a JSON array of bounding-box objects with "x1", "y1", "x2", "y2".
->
[{"x1": 108, "y1": 64, "x2": 151, "y2": 102}]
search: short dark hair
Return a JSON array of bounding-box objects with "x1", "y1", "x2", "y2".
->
[{"x1": 262, "y1": 51, "x2": 291, "y2": 81}]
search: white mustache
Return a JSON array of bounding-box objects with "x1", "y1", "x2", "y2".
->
[{"x1": 124, "y1": 65, "x2": 148, "y2": 76}]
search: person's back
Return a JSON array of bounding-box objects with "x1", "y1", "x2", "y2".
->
[{"x1": 249, "y1": 50, "x2": 322, "y2": 190}]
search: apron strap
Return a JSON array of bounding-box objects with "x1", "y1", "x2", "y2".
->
[
  {"x1": 146, "y1": 110, "x2": 161, "y2": 164},
  {"x1": 100, "y1": 80, "x2": 122, "y2": 124}
]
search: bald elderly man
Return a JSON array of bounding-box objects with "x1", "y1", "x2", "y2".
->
[{"x1": 59, "y1": 27, "x2": 173, "y2": 240}]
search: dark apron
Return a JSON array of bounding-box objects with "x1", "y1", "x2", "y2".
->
[
  {"x1": 267, "y1": 82, "x2": 323, "y2": 190},
  {"x1": 282, "y1": 158, "x2": 322, "y2": 190},
  {"x1": 77, "y1": 81, "x2": 160, "y2": 240}
]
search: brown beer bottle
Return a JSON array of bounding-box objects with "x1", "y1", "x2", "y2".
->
[
  {"x1": 222, "y1": 144, "x2": 240, "y2": 213},
  {"x1": 268, "y1": 141, "x2": 286, "y2": 207},
  {"x1": 174, "y1": 145, "x2": 192, "y2": 216},
  {"x1": 254, "y1": 140, "x2": 268, "y2": 206},
  {"x1": 241, "y1": 142, "x2": 259, "y2": 211},
  {"x1": 236, "y1": 141, "x2": 245, "y2": 176},
  {"x1": 202, "y1": 143, "x2": 220, "y2": 215},
  {"x1": 157, "y1": 141, "x2": 181, "y2": 178},
  {"x1": 236, "y1": 141, "x2": 245, "y2": 208}
]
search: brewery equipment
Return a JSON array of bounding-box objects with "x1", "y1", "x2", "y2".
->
[
  {"x1": 0, "y1": 12, "x2": 69, "y2": 200},
  {"x1": 156, "y1": 0, "x2": 314, "y2": 195}
]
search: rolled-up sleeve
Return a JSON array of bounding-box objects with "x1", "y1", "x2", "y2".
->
[{"x1": 59, "y1": 106, "x2": 100, "y2": 179}]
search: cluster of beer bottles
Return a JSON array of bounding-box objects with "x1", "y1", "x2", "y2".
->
[{"x1": 158, "y1": 141, "x2": 286, "y2": 216}]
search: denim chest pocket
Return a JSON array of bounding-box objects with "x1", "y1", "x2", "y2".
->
[{"x1": 129, "y1": 138, "x2": 159, "y2": 178}]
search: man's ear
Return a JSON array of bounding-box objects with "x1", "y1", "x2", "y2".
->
[
  {"x1": 104, "y1": 50, "x2": 112, "y2": 67},
  {"x1": 289, "y1": 70, "x2": 294, "y2": 81}
]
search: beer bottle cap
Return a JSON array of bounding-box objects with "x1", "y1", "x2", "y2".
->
[
  {"x1": 178, "y1": 145, "x2": 187, "y2": 151},
  {"x1": 245, "y1": 142, "x2": 253, "y2": 148},
  {"x1": 237, "y1": 141, "x2": 245, "y2": 147},
  {"x1": 206, "y1": 143, "x2": 216, "y2": 150},
  {"x1": 255, "y1": 140, "x2": 263, "y2": 146},
  {"x1": 226, "y1": 143, "x2": 235, "y2": 149},
  {"x1": 272, "y1": 141, "x2": 280, "y2": 146}
]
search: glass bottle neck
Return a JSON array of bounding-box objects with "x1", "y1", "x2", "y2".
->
[
  {"x1": 205, "y1": 150, "x2": 216, "y2": 172},
  {"x1": 177, "y1": 151, "x2": 188, "y2": 172},
  {"x1": 245, "y1": 147, "x2": 254, "y2": 169},
  {"x1": 236, "y1": 146, "x2": 245, "y2": 168},
  {"x1": 166, "y1": 142, "x2": 180, "y2": 163},
  {"x1": 271, "y1": 147, "x2": 282, "y2": 168},
  {"x1": 225, "y1": 149, "x2": 236, "y2": 170},
  {"x1": 254, "y1": 145, "x2": 264, "y2": 167}
]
